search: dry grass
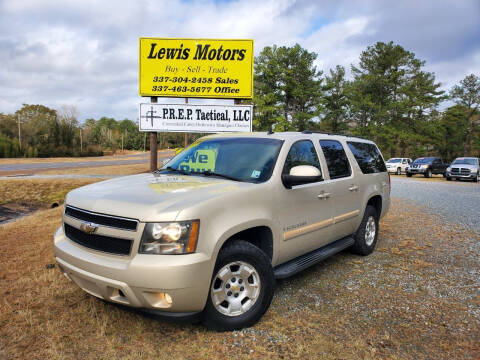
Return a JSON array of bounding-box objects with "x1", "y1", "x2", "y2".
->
[
  {"x1": 0, "y1": 179, "x2": 98, "y2": 207},
  {"x1": 37, "y1": 163, "x2": 150, "y2": 176},
  {"x1": 0, "y1": 150, "x2": 172, "y2": 165},
  {"x1": 0, "y1": 198, "x2": 479, "y2": 359}
]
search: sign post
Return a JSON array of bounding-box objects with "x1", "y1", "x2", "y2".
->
[
  {"x1": 138, "y1": 38, "x2": 254, "y2": 171},
  {"x1": 150, "y1": 96, "x2": 158, "y2": 171}
]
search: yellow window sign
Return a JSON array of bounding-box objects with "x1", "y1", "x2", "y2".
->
[
  {"x1": 139, "y1": 38, "x2": 253, "y2": 99},
  {"x1": 178, "y1": 149, "x2": 217, "y2": 172}
]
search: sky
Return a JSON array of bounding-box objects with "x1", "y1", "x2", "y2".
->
[{"x1": 0, "y1": 0, "x2": 479, "y2": 122}]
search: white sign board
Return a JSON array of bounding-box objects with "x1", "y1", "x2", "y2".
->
[{"x1": 139, "y1": 103, "x2": 252, "y2": 132}]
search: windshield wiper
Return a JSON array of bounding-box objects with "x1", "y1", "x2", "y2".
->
[
  {"x1": 191, "y1": 170, "x2": 241, "y2": 182},
  {"x1": 161, "y1": 166, "x2": 189, "y2": 175}
]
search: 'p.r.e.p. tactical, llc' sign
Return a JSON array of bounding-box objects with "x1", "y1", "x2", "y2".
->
[{"x1": 139, "y1": 38, "x2": 253, "y2": 99}]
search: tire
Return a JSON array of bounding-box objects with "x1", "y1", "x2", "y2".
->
[
  {"x1": 406, "y1": 172, "x2": 412, "y2": 177},
  {"x1": 351, "y1": 205, "x2": 379, "y2": 256},
  {"x1": 424, "y1": 169, "x2": 432, "y2": 178},
  {"x1": 203, "y1": 240, "x2": 275, "y2": 331},
  {"x1": 446, "y1": 176, "x2": 451, "y2": 181},
  {"x1": 474, "y1": 172, "x2": 479, "y2": 183},
  {"x1": 396, "y1": 167, "x2": 401, "y2": 175}
]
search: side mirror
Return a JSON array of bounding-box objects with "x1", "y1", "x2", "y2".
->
[{"x1": 282, "y1": 165, "x2": 322, "y2": 189}]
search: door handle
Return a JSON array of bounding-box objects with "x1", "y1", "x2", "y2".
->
[
  {"x1": 318, "y1": 192, "x2": 331, "y2": 199},
  {"x1": 349, "y1": 185, "x2": 359, "y2": 192}
]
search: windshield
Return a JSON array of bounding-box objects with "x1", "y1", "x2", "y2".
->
[
  {"x1": 387, "y1": 158, "x2": 401, "y2": 163},
  {"x1": 160, "y1": 137, "x2": 283, "y2": 183},
  {"x1": 413, "y1": 157, "x2": 434, "y2": 164},
  {"x1": 452, "y1": 158, "x2": 478, "y2": 165}
]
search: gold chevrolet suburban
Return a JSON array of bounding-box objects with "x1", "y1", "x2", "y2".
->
[{"x1": 54, "y1": 132, "x2": 390, "y2": 330}]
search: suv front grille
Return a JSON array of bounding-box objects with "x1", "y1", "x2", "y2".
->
[
  {"x1": 64, "y1": 223, "x2": 133, "y2": 255},
  {"x1": 65, "y1": 205, "x2": 138, "y2": 231}
]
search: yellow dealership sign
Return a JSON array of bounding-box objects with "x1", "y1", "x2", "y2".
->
[{"x1": 139, "y1": 38, "x2": 254, "y2": 99}]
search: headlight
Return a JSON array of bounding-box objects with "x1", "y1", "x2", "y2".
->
[
  {"x1": 447, "y1": 167, "x2": 451, "y2": 172},
  {"x1": 471, "y1": 168, "x2": 477, "y2": 173},
  {"x1": 421, "y1": 165, "x2": 428, "y2": 169},
  {"x1": 139, "y1": 220, "x2": 199, "y2": 254}
]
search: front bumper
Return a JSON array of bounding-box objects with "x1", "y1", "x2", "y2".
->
[
  {"x1": 54, "y1": 226, "x2": 213, "y2": 313},
  {"x1": 407, "y1": 167, "x2": 426, "y2": 174},
  {"x1": 446, "y1": 172, "x2": 477, "y2": 179}
]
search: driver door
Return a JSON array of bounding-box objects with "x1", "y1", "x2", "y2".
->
[{"x1": 276, "y1": 140, "x2": 334, "y2": 264}]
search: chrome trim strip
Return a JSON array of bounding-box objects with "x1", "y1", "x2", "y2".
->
[
  {"x1": 65, "y1": 205, "x2": 139, "y2": 232},
  {"x1": 284, "y1": 218, "x2": 334, "y2": 241},
  {"x1": 333, "y1": 209, "x2": 360, "y2": 224},
  {"x1": 283, "y1": 209, "x2": 360, "y2": 241}
]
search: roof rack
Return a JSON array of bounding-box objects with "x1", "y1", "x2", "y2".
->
[{"x1": 300, "y1": 130, "x2": 370, "y2": 141}]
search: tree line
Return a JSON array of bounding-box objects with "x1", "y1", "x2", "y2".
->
[
  {"x1": 253, "y1": 41, "x2": 480, "y2": 160},
  {"x1": 0, "y1": 105, "x2": 191, "y2": 158},
  {"x1": 0, "y1": 41, "x2": 478, "y2": 159}
]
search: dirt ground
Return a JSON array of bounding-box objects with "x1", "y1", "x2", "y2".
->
[{"x1": 0, "y1": 197, "x2": 478, "y2": 360}]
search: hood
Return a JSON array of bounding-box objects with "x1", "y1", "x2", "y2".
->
[{"x1": 65, "y1": 173, "x2": 253, "y2": 222}]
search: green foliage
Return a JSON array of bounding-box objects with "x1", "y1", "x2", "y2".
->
[
  {"x1": 349, "y1": 41, "x2": 445, "y2": 157},
  {"x1": 253, "y1": 44, "x2": 323, "y2": 131},
  {"x1": 450, "y1": 74, "x2": 480, "y2": 155},
  {"x1": 320, "y1": 65, "x2": 349, "y2": 133}
]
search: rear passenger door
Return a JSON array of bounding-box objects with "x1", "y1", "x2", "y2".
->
[{"x1": 319, "y1": 140, "x2": 361, "y2": 239}]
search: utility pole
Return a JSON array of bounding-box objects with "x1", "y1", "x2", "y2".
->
[
  {"x1": 17, "y1": 114, "x2": 21, "y2": 150},
  {"x1": 79, "y1": 128, "x2": 83, "y2": 152},
  {"x1": 150, "y1": 96, "x2": 158, "y2": 171}
]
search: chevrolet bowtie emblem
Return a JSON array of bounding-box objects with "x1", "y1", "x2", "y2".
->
[{"x1": 80, "y1": 221, "x2": 98, "y2": 234}]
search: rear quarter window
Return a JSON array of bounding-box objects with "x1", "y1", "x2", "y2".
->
[{"x1": 347, "y1": 141, "x2": 387, "y2": 174}]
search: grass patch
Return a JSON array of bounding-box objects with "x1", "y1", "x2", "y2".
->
[
  {"x1": 0, "y1": 179, "x2": 99, "y2": 207},
  {"x1": 37, "y1": 163, "x2": 150, "y2": 176}
]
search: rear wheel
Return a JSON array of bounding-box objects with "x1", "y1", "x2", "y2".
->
[
  {"x1": 203, "y1": 241, "x2": 275, "y2": 331},
  {"x1": 351, "y1": 205, "x2": 379, "y2": 256}
]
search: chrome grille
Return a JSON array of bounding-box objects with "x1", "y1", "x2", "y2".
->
[{"x1": 65, "y1": 205, "x2": 138, "y2": 231}]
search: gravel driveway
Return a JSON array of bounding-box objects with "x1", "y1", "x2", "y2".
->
[{"x1": 391, "y1": 177, "x2": 480, "y2": 232}]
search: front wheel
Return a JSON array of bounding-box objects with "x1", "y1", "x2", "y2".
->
[
  {"x1": 396, "y1": 167, "x2": 401, "y2": 175},
  {"x1": 446, "y1": 176, "x2": 452, "y2": 181},
  {"x1": 424, "y1": 169, "x2": 432, "y2": 178},
  {"x1": 351, "y1": 205, "x2": 379, "y2": 256},
  {"x1": 406, "y1": 172, "x2": 412, "y2": 177},
  {"x1": 203, "y1": 241, "x2": 275, "y2": 331},
  {"x1": 474, "y1": 172, "x2": 479, "y2": 183}
]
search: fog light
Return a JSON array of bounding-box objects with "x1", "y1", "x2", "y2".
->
[{"x1": 143, "y1": 291, "x2": 173, "y2": 308}]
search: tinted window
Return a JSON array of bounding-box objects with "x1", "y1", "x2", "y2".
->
[
  {"x1": 283, "y1": 140, "x2": 321, "y2": 175},
  {"x1": 319, "y1": 140, "x2": 351, "y2": 179},
  {"x1": 347, "y1": 141, "x2": 387, "y2": 174}
]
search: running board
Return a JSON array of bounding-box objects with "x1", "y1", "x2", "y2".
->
[{"x1": 273, "y1": 236, "x2": 355, "y2": 279}]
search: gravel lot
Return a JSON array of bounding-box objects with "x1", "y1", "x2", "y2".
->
[{"x1": 391, "y1": 177, "x2": 480, "y2": 232}]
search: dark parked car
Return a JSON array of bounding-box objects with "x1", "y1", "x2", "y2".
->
[{"x1": 406, "y1": 157, "x2": 449, "y2": 178}]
